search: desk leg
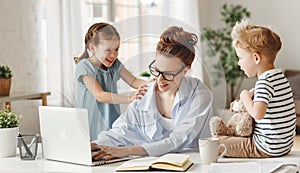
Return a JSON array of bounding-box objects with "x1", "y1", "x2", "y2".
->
[
  {"x1": 5, "y1": 102, "x2": 11, "y2": 112},
  {"x1": 41, "y1": 94, "x2": 47, "y2": 106}
]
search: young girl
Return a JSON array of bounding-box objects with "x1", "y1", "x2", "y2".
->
[{"x1": 76, "y1": 23, "x2": 148, "y2": 140}]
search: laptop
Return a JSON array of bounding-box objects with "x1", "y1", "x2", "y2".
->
[{"x1": 38, "y1": 106, "x2": 131, "y2": 166}]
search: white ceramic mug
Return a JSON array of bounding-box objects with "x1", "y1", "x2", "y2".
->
[{"x1": 198, "y1": 137, "x2": 227, "y2": 164}]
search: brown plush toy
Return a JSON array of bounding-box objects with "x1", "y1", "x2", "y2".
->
[{"x1": 210, "y1": 100, "x2": 254, "y2": 137}]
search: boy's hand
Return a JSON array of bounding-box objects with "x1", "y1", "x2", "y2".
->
[
  {"x1": 240, "y1": 89, "x2": 252, "y2": 102},
  {"x1": 249, "y1": 88, "x2": 255, "y2": 99},
  {"x1": 229, "y1": 99, "x2": 239, "y2": 112}
]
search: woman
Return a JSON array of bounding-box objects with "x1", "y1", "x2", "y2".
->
[{"x1": 91, "y1": 26, "x2": 213, "y2": 160}]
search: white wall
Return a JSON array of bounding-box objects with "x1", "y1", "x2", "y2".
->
[
  {"x1": 199, "y1": 0, "x2": 300, "y2": 111},
  {"x1": 0, "y1": 1, "x2": 46, "y2": 134}
]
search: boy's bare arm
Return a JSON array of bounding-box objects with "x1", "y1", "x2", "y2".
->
[{"x1": 240, "y1": 89, "x2": 267, "y2": 120}]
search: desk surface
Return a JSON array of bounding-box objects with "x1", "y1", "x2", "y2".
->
[{"x1": 0, "y1": 145, "x2": 299, "y2": 173}]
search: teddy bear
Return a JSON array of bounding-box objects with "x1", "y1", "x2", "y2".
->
[{"x1": 210, "y1": 100, "x2": 254, "y2": 137}]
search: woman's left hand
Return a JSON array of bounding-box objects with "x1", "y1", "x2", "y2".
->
[{"x1": 91, "y1": 145, "x2": 129, "y2": 161}]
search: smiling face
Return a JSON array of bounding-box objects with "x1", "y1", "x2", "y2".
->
[
  {"x1": 236, "y1": 47, "x2": 257, "y2": 78},
  {"x1": 154, "y1": 53, "x2": 187, "y2": 92},
  {"x1": 90, "y1": 38, "x2": 120, "y2": 68}
]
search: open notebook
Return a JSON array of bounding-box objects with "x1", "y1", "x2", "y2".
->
[
  {"x1": 39, "y1": 106, "x2": 131, "y2": 166},
  {"x1": 116, "y1": 153, "x2": 193, "y2": 172}
]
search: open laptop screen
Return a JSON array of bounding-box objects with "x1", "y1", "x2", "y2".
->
[{"x1": 39, "y1": 106, "x2": 93, "y2": 165}]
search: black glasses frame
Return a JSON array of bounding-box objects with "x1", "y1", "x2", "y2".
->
[{"x1": 148, "y1": 60, "x2": 185, "y2": 81}]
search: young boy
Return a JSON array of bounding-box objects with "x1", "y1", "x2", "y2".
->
[{"x1": 218, "y1": 20, "x2": 296, "y2": 158}]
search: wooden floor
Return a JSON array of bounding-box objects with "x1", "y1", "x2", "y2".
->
[{"x1": 292, "y1": 135, "x2": 300, "y2": 151}]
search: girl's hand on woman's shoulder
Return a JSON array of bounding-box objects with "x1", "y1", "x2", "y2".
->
[{"x1": 129, "y1": 84, "x2": 148, "y2": 102}]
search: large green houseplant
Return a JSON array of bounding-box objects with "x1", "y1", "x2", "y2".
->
[
  {"x1": 201, "y1": 4, "x2": 251, "y2": 108},
  {"x1": 0, "y1": 65, "x2": 13, "y2": 96},
  {"x1": 0, "y1": 109, "x2": 21, "y2": 157}
]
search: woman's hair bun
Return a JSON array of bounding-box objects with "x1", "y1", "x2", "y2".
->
[
  {"x1": 156, "y1": 26, "x2": 198, "y2": 66},
  {"x1": 160, "y1": 26, "x2": 198, "y2": 47}
]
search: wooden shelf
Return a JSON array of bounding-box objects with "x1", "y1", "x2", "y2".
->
[{"x1": 0, "y1": 91, "x2": 51, "y2": 111}]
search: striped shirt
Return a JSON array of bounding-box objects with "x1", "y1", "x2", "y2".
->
[{"x1": 253, "y1": 68, "x2": 296, "y2": 156}]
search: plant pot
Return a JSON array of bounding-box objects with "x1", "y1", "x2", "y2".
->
[
  {"x1": 0, "y1": 78, "x2": 11, "y2": 96},
  {"x1": 0, "y1": 127, "x2": 19, "y2": 157}
]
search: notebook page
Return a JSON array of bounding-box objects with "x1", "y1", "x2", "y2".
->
[
  {"x1": 155, "y1": 154, "x2": 189, "y2": 166},
  {"x1": 117, "y1": 157, "x2": 158, "y2": 168}
]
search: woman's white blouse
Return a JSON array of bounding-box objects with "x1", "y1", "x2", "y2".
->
[{"x1": 93, "y1": 77, "x2": 213, "y2": 156}]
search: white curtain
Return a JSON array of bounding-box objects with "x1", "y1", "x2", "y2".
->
[{"x1": 46, "y1": 0, "x2": 86, "y2": 106}]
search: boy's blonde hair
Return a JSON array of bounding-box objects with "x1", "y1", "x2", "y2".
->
[{"x1": 231, "y1": 20, "x2": 282, "y2": 62}]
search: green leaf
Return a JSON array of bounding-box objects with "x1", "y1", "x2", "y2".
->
[
  {"x1": 0, "y1": 65, "x2": 13, "y2": 78},
  {"x1": 0, "y1": 109, "x2": 21, "y2": 128}
]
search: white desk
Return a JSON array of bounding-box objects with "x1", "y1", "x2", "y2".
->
[{"x1": 0, "y1": 145, "x2": 299, "y2": 173}]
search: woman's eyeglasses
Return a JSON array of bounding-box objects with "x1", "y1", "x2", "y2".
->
[{"x1": 148, "y1": 60, "x2": 185, "y2": 81}]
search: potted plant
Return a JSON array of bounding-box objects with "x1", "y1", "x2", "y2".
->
[
  {"x1": 201, "y1": 4, "x2": 251, "y2": 108},
  {"x1": 0, "y1": 65, "x2": 13, "y2": 96},
  {"x1": 140, "y1": 71, "x2": 151, "y2": 77},
  {"x1": 139, "y1": 70, "x2": 151, "y2": 81},
  {"x1": 0, "y1": 109, "x2": 21, "y2": 157}
]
